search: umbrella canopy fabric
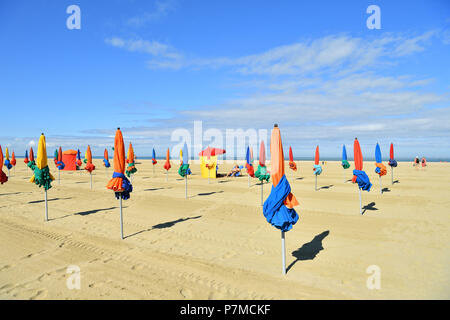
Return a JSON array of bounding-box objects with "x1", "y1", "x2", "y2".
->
[
  {"x1": 313, "y1": 146, "x2": 322, "y2": 175},
  {"x1": 125, "y1": 143, "x2": 137, "y2": 177},
  {"x1": 4, "y1": 147, "x2": 12, "y2": 170},
  {"x1": 84, "y1": 145, "x2": 95, "y2": 173},
  {"x1": 103, "y1": 148, "x2": 111, "y2": 167},
  {"x1": 352, "y1": 138, "x2": 372, "y2": 191},
  {"x1": 342, "y1": 145, "x2": 350, "y2": 169},
  {"x1": 375, "y1": 143, "x2": 387, "y2": 176},
  {"x1": 76, "y1": 149, "x2": 82, "y2": 167},
  {"x1": 388, "y1": 143, "x2": 397, "y2": 167},
  {"x1": 164, "y1": 148, "x2": 171, "y2": 171},
  {"x1": 152, "y1": 148, "x2": 157, "y2": 165},
  {"x1": 53, "y1": 149, "x2": 58, "y2": 166},
  {"x1": 24, "y1": 149, "x2": 29, "y2": 164},
  {"x1": 255, "y1": 141, "x2": 270, "y2": 182},
  {"x1": 245, "y1": 146, "x2": 255, "y2": 177},
  {"x1": 288, "y1": 146, "x2": 297, "y2": 171},
  {"x1": 106, "y1": 129, "x2": 132, "y2": 200},
  {"x1": 198, "y1": 147, "x2": 226, "y2": 158},
  {"x1": 57, "y1": 147, "x2": 65, "y2": 170},
  {"x1": 0, "y1": 145, "x2": 8, "y2": 184},
  {"x1": 11, "y1": 151, "x2": 16, "y2": 166},
  {"x1": 29, "y1": 147, "x2": 34, "y2": 162},
  {"x1": 29, "y1": 134, "x2": 55, "y2": 190},
  {"x1": 263, "y1": 125, "x2": 299, "y2": 232},
  {"x1": 178, "y1": 142, "x2": 191, "y2": 177}
]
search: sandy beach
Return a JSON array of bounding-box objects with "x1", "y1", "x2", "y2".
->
[{"x1": 0, "y1": 159, "x2": 449, "y2": 299}]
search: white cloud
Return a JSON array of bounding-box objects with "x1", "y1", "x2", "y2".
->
[{"x1": 126, "y1": 0, "x2": 177, "y2": 27}]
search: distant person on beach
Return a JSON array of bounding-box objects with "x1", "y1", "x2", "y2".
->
[
  {"x1": 421, "y1": 157, "x2": 427, "y2": 167},
  {"x1": 227, "y1": 164, "x2": 241, "y2": 177},
  {"x1": 414, "y1": 156, "x2": 420, "y2": 167}
]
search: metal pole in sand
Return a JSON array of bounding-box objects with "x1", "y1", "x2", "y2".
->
[
  {"x1": 90, "y1": 173, "x2": 92, "y2": 190},
  {"x1": 281, "y1": 231, "x2": 286, "y2": 275},
  {"x1": 248, "y1": 174, "x2": 250, "y2": 188},
  {"x1": 58, "y1": 169, "x2": 60, "y2": 185},
  {"x1": 208, "y1": 168, "x2": 210, "y2": 184},
  {"x1": 153, "y1": 165, "x2": 155, "y2": 176},
  {"x1": 391, "y1": 166, "x2": 393, "y2": 185},
  {"x1": 7, "y1": 169, "x2": 10, "y2": 179},
  {"x1": 119, "y1": 195, "x2": 123, "y2": 239},
  {"x1": 379, "y1": 176, "x2": 382, "y2": 194},
  {"x1": 185, "y1": 175, "x2": 188, "y2": 199},
  {"x1": 315, "y1": 174, "x2": 317, "y2": 191},
  {"x1": 359, "y1": 187, "x2": 362, "y2": 215},
  {"x1": 166, "y1": 170, "x2": 168, "y2": 182},
  {"x1": 44, "y1": 189, "x2": 48, "y2": 221},
  {"x1": 261, "y1": 181, "x2": 264, "y2": 206}
]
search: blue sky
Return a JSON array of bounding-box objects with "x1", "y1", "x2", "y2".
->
[{"x1": 1, "y1": 0, "x2": 449, "y2": 160}]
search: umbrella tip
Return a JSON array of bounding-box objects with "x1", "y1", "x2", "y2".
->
[
  {"x1": 117, "y1": 127, "x2": 120, "y2": 130},
  {"x1": 274, "y1": 123, "x2": 278, "y2": 128}
]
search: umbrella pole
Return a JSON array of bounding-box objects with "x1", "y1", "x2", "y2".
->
[
  {"x1": 208, "y1": 168, "x2": 210, "y2": 184},
  {"x1": 119, "y1": 195, "x2": 123, "y2": 239},
  {"x1": 166, "y1": 170, "x2": 168, "y2": 182},
  {"x1": 44, "y1": 189, "x2": 48, "y2": 221},
  {"x1": 7, "y1": 169, "x2": 10, "y2": 178},
  {"x1": 315, "y1": 175, "x2": 317, "y2": 191},
  {"x1": 343, "y1": 168, "x2": 345, "y2": 183},
  {"x1": 391, "y1": 166, "x2": 393, "y2": 185},
  {"x1": 248, "y1": 174, "x2": 250, "y2": 188},
  {"x1": 261, "y1": 181, "x2": 263, "y2": 206},
  {"x1": 281, "y1": 231, "x2": 286, "y2": 275},
  {"x1": 153, "y1": 165, "x2": 155, "y2": 176},
  {"x1": 185, "y1": 175, "x2": 188, "y2": 199},
  {"x1": 58, "y1": 169, "x2": 60, "y2": 185},
  {"x1": 359, "y1": 187, "x2": 362, "y2": 215},
  {"x1": 379, "y1": 175, "x2": 382, "y2": 194},
  {"x1": 90, "y1": 173, "x2": 92, "y2": 190}
]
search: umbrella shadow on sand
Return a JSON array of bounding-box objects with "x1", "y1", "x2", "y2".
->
[
  {"x1": 28, "y1": 197, "x2": 72, "y2": 204},
  {"x1": 286, "y1": 230, "x2": 330, "y2": 273},
  {"x1": 362, "y1": 202, "x2": 378, "y2": 214},
  {"x1": 125, "y1": 215, "x2": 202, "y2": 239},
  {"x1": 194, "y1": 191, "x2": 224, "y2": 197},
  {"x1": 318, "y1": 185, "x2": 333, "y2": 190}
]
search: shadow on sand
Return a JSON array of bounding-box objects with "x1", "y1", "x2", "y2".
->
[
  {"x1": 28, "y1": 197, "x2": 72, "y2": 204},
  {"x1": 125, "y1": 215, "x2": 202, "y2": 239},
  {"x1": 144, "y1": 187, "x2": 172, "y2": 192},
  {"x1": 362, "y1": 202, "x2": 378, "y2": 214},
  {"x1": 318, "y1": 185, "x2": 333, "y2": 190},
  {"x1": 381, "y1": 187, "x2": 390, "y2": 193},
  {"x1": 286, "y1": 230, "x2": 330, "y2": 273},
  {"x1": 194, "y1": 191, "x2": 224, "y2": 197}
]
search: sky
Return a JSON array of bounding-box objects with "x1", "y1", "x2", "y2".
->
[{"x1": 0, "y1": 0, "x2": 449, "y2": 160}]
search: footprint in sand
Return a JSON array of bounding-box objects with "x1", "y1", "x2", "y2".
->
[
  {"x1": 179, "y1": 288, "x2": 192, "y2": 299},
  {"x1": 30, "y1": 289, "x2": 48, "y2": 300},
  {"x1": 0, "y1": 264, "x2": 12, "y2": 271}
]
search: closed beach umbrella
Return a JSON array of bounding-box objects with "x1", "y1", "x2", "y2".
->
[
  {"x1": 178, "y1": 142, "x2": 191, "y2": 198},
  {"x1": 388, "y1": 143, "x2": 397, "y2": 185},
  {"x1": 313, "y1": 146, "x2": 322, "y2": 190},
  {"x1": 263, "y1": 124, "x2": 299, "y2": 275},
  {"x1": 106, "y1": 128, "x2": 133, "y2": 239},
  {"x1": 85, "y1": 145, "x2": 95, "y2": 189},
  {"x1": 56, "y1": 147, "x2": 65, "y2": 184},
  {"x1": 29, "y1": 134, "x2": 55, "y2": 221},
  {"x1": 374, "y1": 143, "x2": 387, "y2": 194},
  {"x1": 342, "y1": 144, "x2": 350, "y2": 182},
  {"x1": 125, "y1": 143, "x2": 137, "y2": 179},
  {"x1": 288, "y1": 146, "x2": 297, "y2": 172},
  {"x1": 4, "y1": 147, "x2": 12, "y2": 177},
  {"x1": 352, "y1": 138, "x2": 372, "y2": 214},
  {"x1": 76, "y1": 149, "x2": 82, "y2": 168},
  {"x1": 103, "y1": 148, "x2": 111, "y2": 168},
  {"x1": 29, "y1": 147, "x2": 34, "y2": 162},
  {"x1": 11, "y1": 151, "x2": 16, "y2": 175},
  {"x1": 152, "y1": 148, "x2": 157, "y2": 175},
  {"x1": 163, "y1": 148, "x2": 171, "y2": 181},
  {"x1": 27, "y1": 147, "x2": 35, "y2": 171},
  {"x1": 0, "y1": 145, "x2": 8, "y2": 184},
  {"x1": 255, "y1": 141, "x2": 270, "y2": 205},
  {"x1": 245, "y1": 146, "x2": 255, "y2": 187},
  {"x1": 24, "y1": 149, "x2": 29, "y2": 164}
]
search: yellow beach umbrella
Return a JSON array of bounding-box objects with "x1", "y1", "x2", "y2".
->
[{"x1": 29, "y1": 133, "x2": 55, "y2": 221}]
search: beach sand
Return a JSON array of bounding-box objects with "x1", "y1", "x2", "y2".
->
[{"x1": 0, "y1": 159, "x2": 448, "y2": 299}]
